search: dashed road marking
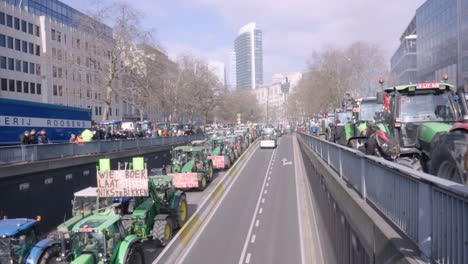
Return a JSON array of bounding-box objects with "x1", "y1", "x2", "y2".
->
[
  {"x1": 255, "y1": 220, "x2": 260, "y2": 227},
  {"x1": 259, "y1": 208, "x2": 263, "y2": 214},
  {"x1": 261, "y1": 198, "x2": 265, "y2": 204},
  {"x1": 250, "y1": 234, "x2": 256, "y2": 243},
  {"x1": 264, "y1": 190, "x2": 268, "y2": 194},
  {"x1": 245, "y1": 253, "x2": 252, "y2": 264},
  {"x1": 266, "y1": 182, "x2": 269, "y2": 187}
]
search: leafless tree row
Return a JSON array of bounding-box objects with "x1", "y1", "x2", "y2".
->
[{"x1": 286, "y1": 42, "x2": 388, "y2": 119}]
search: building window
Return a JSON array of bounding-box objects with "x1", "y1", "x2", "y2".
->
[
  {"x1": 53, "y1": 66, "x2": 57, "y2": 78},
  {"x1": 36, "y1": 64, "x2": 41, "y2": 75},
  {"x1": 76, "y1": 39, "x2": 80, "y2": 49},
  {"x1": 29, "y1": 43, "x2": 33, "y2": 55},
  {"x1": 6, "y1": 15, "x2": 12, "y2": 28},
  {"x1": 99, "y1": 107, "x2": 102, "y2": 116},
  {"x1": 9, "y1": 79, "x2": 14, "y2": 91},
  {"x1": 51, "y1": 29, "x2": 56, "y2": 41},
  {"x1": 87, "y1": 90, "x2": 91, "y2": 98},
  {"x1": 22, "y1": 40, "x2": 27, "y2": 53},
  {"x1": 59, "y1": 85, "x2": 63, "y2": 96},
  {"x1": 30, "y1": 83, "x2": 35, "y2": 94},
  {"x1": 23, "y1": 61, "x2": 28, "y2": 73},
  {"x1": 1, "y1": 78, "x2": 6, "y2": 91},
  {"x1": 8, "y1": 58, "x2": 13, "y2": 70},
  {"x1": 15, "y1": 39, "x2": 20, "y2": 51},
  {"x1": 16, "y1": 80, "x2": 22, "y2": 92},
  {"x1": 35, "y1": 25, "x2": 40, "y2": 37},
  {"x1": 21, "y1": 20, "x2": 27, "y2": 33},
  {"x1": 77, "y1": 56, "x2": 81, "y2": 65},
  {"x1": 28, "y1": 23, "x2": 33, "y2": 35},
  {"x1": 37, "y1": 83, "x2": 41, "y2": 94},
  {"x1": 58, "y1": 68, "x2": 62, "y2": 78},
  {"x1": 57, "y1": 31, "x2": 61, "y2": 42},
  {"x1": 0, "y1": 12, "x2": 4, "y2": 25},
  {"x1": 35, "y1": 45, "x2": 40, "y2": 56},
  {"x1": 23, "y1": 82, "x2": 29, "y2": 93},
  {"x1": 109, "y1": 107, "x2": 112, "y2": 116},
  {"x1": 95, "y1": 106, "x2": 98, "y2": 115},
  {"x1": 14, "y1": 17, "x2": 19, "y2": 30},
  {"x1": 53, "y1": 85, "x2": 57, "y2": 96},
  {"x1": 7, "y1": 36, "x2": 13, "y2": 49},
  {"x1": 57, "y1": 49, "x2": 62, "y2": 61},
  {"x1": 0, "y1": 34, "x2": 5, "y2": 47},
  {"x1": 15, "y1": 59, "x2": 21, "y2": 72},
  {"x1": 0, "y1": 56, "x2": 5, "y2": 69},
  {"x1": 30, "y1": 62, "x2": 35, "y2": 74},
  {"x1": 52, "y1": 48, "x2": 56, "y2": 58}
]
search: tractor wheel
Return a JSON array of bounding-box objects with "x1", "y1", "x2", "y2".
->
[
  {"x1": 429, "y1": 132, "x2": 468, "y2": 185},
  {"x1": 198, "y1": 175, "x2": 207, "y2": 191},
  {"x1": 38, "y1": 244, "x2": 61, "y2": 264},
  {"x1": 397, "y1": 157, "x2": 422, "y2": 171},
  {"x1": 125, "y1": 243, "x2": 145, "y2": 264},
  {"x1": 225, "y1": 157, "x2": 231, "y2": 169},
  {"x1": 153, "y1": 217, "x2": 173, "y2": 247},
  {"x1": 175, "y1": 194, "x2": 188, "y2": 228},
  {"x1": 207, "y1": 162, "x2": 214, "y2": 181}
]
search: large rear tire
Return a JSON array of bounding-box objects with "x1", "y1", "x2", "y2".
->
[
  {"x1": 38, "y1": 245, "x2": 61, "y2": 264},
  {"x1": 429, "y1": 132, "x2": 468, "y2": 185},
  {"x1": 153, "y1": 217, "x2": 173, "y2": 247},
  {"x1": 207, "y1": 162, "x2": 214, "y2": 182},
  {"x1": 126, "y1": 243, "x2": 145, "y2": 264},
  {"x1": 198, "y1": 175, "x2": 207, "y2": 191}
]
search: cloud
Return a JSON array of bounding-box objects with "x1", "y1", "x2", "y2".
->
[{"x1": 179, "y1": 0, "x2": 425, "y2": 82}]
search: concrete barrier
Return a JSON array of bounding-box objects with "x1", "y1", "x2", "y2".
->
[
  {"x1": 154, "y1": 140, "x2": 259, "y2": 264},
  {"x1": 297, "y1": 136, "x2": 426, "y2": 264}
]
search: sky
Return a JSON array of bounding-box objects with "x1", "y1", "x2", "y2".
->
[{"x1": 62, "y1": 0, "x2": 425, "y2": 83}]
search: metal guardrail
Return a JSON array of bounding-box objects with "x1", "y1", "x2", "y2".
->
[
  {"x1": 298, "y1": 132, "x2": 468, "y2": 263},
  {"x1": 0, "y1": 135, "x2": 204, "y2": 165}
]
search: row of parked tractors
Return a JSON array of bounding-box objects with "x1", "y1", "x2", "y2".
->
[
  {"x1": 0, "y1": 128, "x2": 258, "y2": 264},
  {"x1": 315, "y1": 81, "x2": 468, "y2": 185}
]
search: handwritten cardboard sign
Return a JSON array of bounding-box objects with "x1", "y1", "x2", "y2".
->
[
  {"x1": 208, "y1": 156, "x2": 225, "y2": 169},
  {"x1": 96, "y1": 170, "x2": 149, "y2": 197},
  {"x1": 169, "y1": 173, "x2": 199, "y2": 189}
]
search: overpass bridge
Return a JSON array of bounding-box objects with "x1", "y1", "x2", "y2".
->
[{"x1": 1, "y1": 133, "x2": 466, "y2": 263}]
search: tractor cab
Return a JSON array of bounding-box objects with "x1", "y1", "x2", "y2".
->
[
  {"x1": 71, "y1": 187, "x2": 116, "y2": 216},
  {"x1": 381, "y1": 83, "x2": 465, "y2": 152},
  {"x1": 0, "y1": 218, "x2": 39, "y2": 264},
  {"x1": 170, "y1": 146, "x2": 209, "y2": 173},
  {"x1": 356, "y1": 97, "x2": 384, "y2": 134}
]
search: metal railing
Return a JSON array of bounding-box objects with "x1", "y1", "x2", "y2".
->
[
  {"x1": 0, "y1": 135, "x2": 204, "y2": 165},
  {"x1": 298, "y1": 132, "x2": 468, "y2": 263}
]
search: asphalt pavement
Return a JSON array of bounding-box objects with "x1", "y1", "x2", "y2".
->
[{"x1": 169, "y1": 134, "x2": 319, "y2": 264}]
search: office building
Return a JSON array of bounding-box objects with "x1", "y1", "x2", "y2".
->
[
  {"x1": 224, "y1": 50, "x2": 236, "y2": 90},
  {"x1": 235, "y1": 22, "x2": 263, "y2": 89},
  {"x1": 390, "y1": 16, "x2": 417, "y2": 85},
  {"x1": 0, "y1": 0, "x2": 121, "y2": 121}
]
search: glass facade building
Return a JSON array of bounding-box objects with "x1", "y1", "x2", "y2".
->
[
  {"x1": 390, "y1": 16, "x2": 417, "y2": 85},
  {"x1": 1, "y1": 0, "x2": 111, "y2": 37},
  {"x1": 235, "y1": 22, "x2": 263, "y2": 89},
  {"x1": 416, "y1": 0, "x2": 458, "y2": 84}
]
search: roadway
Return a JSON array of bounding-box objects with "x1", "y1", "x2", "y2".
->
[{"x1": 157, "y1": 134, "x2": 328, "y2": 264}]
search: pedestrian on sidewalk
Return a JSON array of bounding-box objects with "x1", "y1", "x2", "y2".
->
[{"x1": 20, "y1": 131, "x2": 31, "y2": 145}]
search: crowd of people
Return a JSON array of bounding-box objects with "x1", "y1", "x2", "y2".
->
[{"x1": 20, "y1": 129, "x2": 49, "y2": 145}]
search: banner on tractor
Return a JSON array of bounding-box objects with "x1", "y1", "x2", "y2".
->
[
  {"x1": 208, "y1": 156, "x2": 225, "y2": 169},
  {"x1": 170, "y1": 173, "x2": 199, "y2": 188},
  {"x1": 96, "y1": 170, "x2": 149, "y2": 197}
]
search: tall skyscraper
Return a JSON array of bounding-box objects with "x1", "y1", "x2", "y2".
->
[
  {"x1": 224, "y1": 50, "x2": 236, "y2": 90},
  {"x1": 235, "y1": 22, "x2": 263, "y2": 89}
]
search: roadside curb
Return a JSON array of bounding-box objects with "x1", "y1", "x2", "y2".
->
[{"x1": 154, "y1": 140, "x2": 259, "y2": 263}]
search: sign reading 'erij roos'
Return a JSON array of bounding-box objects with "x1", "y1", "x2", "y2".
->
[
  {"x1": 96, "y1": 170, "x2": 149, "y2": 197},
  {"x1": 0, "y1": 116, "x2": 91, "y2": 128}
]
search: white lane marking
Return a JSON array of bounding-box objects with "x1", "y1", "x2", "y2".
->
[
  {"x1": 259, "y1": 208, "x2": 263, "y2": 214},
  {"x1": 264, "y1": 190, "x2": 268, "y2": 194},
  {"x1": 238, "y1": 148, "x2": 277, "y2": 264},
  {"x1": 261, "y1": 198, "x2": 265, "y2": 204},
  {"x1": 245, "y1": 253, "x2": 252, "y2": 264},
  {"x1": 266, "y1": 182, "x2": 269, "y2": 187},
  {"x1": 250, "y1": 235, "x2": 256, "y2": 243},
  {"x1": 269, "y1": 171, "x2": 272, "y2": 175},
  {"x1": 268, "y1": 177, "x2": 270, "y2": 181},
  {"x1": 255, "y1": 220, "x2": 260, "y2": 227},
  {"x1": 173, "y1": 144, "x2": 259, "y2": 264}
]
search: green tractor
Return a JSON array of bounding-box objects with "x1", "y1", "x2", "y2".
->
[
  {"x1": 168, "y1": 146, "x2": 214, "y2": 190},
  {"x1": 207, "y1": 136, "x2": 235, "y2": 170},
  {"x1": 123, "y1": 175, "x2": 188, "y2": 247},
  {"x1": 377, "y1": 82, "x2": 468, "y2": 184},
  {"x1": 58, "y1": 214, "x2": 145, "y2": 264},
  {"x1": 226, "y1": 135, "x2": 242, "y2": 159}
]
